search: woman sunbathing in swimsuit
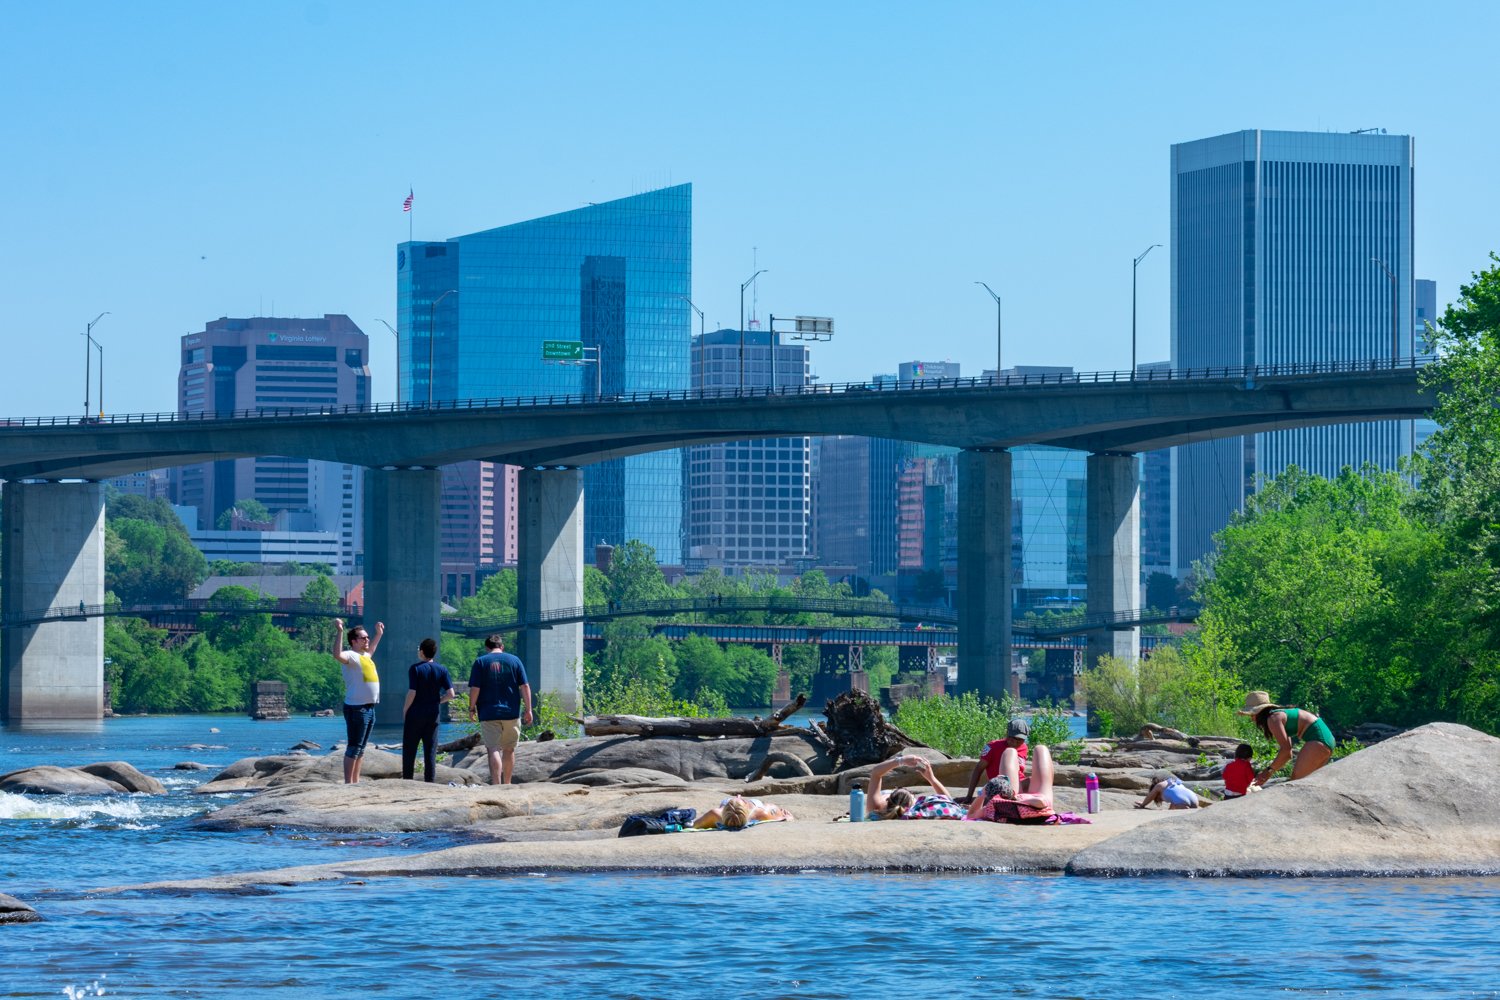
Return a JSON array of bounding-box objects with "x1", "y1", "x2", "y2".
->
[
  {"x1": 1238, "y1": 690, "x2": 1335, "y2": 784},
  {"x1": 865, "y1": 755, "x2": 968, "y2": 819},
  {"x1": 966, "y1": 743, "x2": 1057, "y2": 824},
  {"x1": 691, "y1": 795, "x2": 794, "y2": 830}
]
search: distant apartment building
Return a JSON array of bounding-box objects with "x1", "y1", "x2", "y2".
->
[
  {"x1": 1171, "y1": 129, "x2": 1416, "y2": 574},
  {"x1": 399, "y1": 185, "x2": 691, "y2": 572},
  {"x1": 170, "y1": 315, "x2": 369, "y2": 572},
  {"x1": 684, "y1": 328, "x2": 811, "y2": 569},
  {"x1": 105, "y1": 469, "x2": 168, "y2": 500}
]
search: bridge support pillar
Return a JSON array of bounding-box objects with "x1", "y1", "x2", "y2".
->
[
  {"x1": 2, "y1": 481, "x2": 105, "y2": 720},
  {"x1": 364, "y1": 467, "x2": 442, "y2": 725},
  {"x1": 1086, "y1": 452, "x2": 1140, "y2": 669},
  {"x1": 518, "y1": 467, "x2": 584, "y2": 715},
  {"x1": 956, "y1": 448, "x2": 1012, "y2": 700}
]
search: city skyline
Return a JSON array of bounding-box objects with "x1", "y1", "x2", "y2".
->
[{"x1": 6, "y1": 4, "x2": 1498, "y2": 421}]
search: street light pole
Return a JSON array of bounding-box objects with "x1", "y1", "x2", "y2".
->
[
  {"x1": 739, "y1": 269, "x2": 767, "y2": 390},
  {"x1": 95, "y1": 339, "x2": 104, "y2": 419},
  {"x1": 975, "y1": 282, "x2": 1001, "y2": 374},
  {"x1": 374, "y1": 318, "x2": 400, "y2": 403},
  {"x1": 1132, "y1": 244, "x2": 1161, "y2": 374},
  {"x1": 1371, "y1": 258, "x2": 1400, "y2": 362},
  {"x1": 679, "y1": 295, "x2": 705, "y2": 338},
  {"x1": 427, "y1": 289, "x2": 457, "y2": 406},
  {"x1": 83, "y1": 311, "x2": 108, "y2": 419}
]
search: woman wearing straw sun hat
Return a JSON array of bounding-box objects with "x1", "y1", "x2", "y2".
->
[{"x1": 1237, "y1": 691, "x2": 1336, "y2": 785}]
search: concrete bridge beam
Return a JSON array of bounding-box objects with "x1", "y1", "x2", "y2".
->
[
  {"x1": 957, "y1": 448, "x2": 1013, "y2": 700},
  {"x1": 363, "y1": 467, "x2": 442, "y2": 725},
  {"x1": 1085, "y1": 452, "x2": 1141, "y2": 669},
  {"x1": 517, "y1": 467, "x2": 584, "y2": 715},
  {"x1": 2, "y1": 481, "x2": 105, "y2": 720}
]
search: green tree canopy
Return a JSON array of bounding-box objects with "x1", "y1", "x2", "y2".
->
[{"x1": 215, "y1": 498, "x2": 273, "y2": 529}]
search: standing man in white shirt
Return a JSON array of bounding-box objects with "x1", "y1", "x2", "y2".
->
[{"x1": 333, "y1": 617, "x2": 385, "y2": 784}]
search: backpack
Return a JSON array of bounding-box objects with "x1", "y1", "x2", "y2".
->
[{"x1": 617, "y1": 808, "x2": 697, "y2": 838}]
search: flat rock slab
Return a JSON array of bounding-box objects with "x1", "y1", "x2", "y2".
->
[
  {"x1": 101, "y1": 811, "x2": 1158, "y2": 894},
  {"x1": 1068, "y1": 723, "x2": 1500, "y2": 876}
]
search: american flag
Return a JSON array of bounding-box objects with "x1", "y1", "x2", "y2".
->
[{"x1": 402, "y1": 188, "x2": 413, "y2": 212}]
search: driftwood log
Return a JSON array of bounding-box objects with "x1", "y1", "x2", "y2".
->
[
  {"x1": 578, "y1": 694, "x2": 808, "y2": 738},
  {"x1": 747, "y1": 751, "x2": 816, "y2": 781},
  {"x1": 821, "y1": 690, "x2": 928, "y2": 770},
  {"x1": 1137, "y1": 723, "x2": 1199, "y2": 747}
]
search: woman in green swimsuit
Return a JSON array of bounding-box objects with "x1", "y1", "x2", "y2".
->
[{"x1": 1238, "y1": 690, "x2": 1336, "y2": 784}]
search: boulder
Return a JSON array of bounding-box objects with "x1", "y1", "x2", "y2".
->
[
  {"x1": 0, "y1": 766, "x2": 131, "y2": 796},
  {"x1": 0, "y1": 893, "x2": 41, "y2": 924},
  {"x1": 174, "y1": 762, "x2": 212, "y2": 771},
  {"x1": 195, "y1": 749, "x2": 477, "y2": 794},
  {"x1": 1067, "y1": 723, "x2": 1500, "y2": 876},
  {"x1": 289, "y1": 740, "x2": 322, "y2": 752},
  {"x1": 74, "y1": 761, "x2": 167, "y2": 795},
  {"x1": 466, "y1": 731, "x2": 832, "y2": 784}
]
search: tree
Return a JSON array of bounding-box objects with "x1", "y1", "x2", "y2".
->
[
  {"x1": 295, "y1": 574, "x2": 342, "y2": 651},
  {"x1": 1195, "y1": 465, "x2": 1445, "y2": 726},
  {"x1": 1145, "y1": 572, "x2": 1179, "y2": 612},
  {"x1": 106, "y1": 517, "x2": 208, "y2": 603},
  {"x1": 215, "y1": 498, "x2": 273, "y2": 529},
  {"x1": 605, "y1": 540, "x2": 673, "y2": 605},
  {"x1": 1410, "y1": 251, "x2": 1500, "y2": 730}
]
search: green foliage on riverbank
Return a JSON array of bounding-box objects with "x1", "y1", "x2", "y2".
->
[{"x1": 1088, "y1": 251, "x2": 1500, "y2": 737}]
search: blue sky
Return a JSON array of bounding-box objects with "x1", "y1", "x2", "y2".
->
[{"x1": 4, "y1": 1, "x2": 1497, "y2": 418}]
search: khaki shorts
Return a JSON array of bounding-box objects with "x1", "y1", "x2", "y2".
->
[{"x1": 481, "y1": 717, "x2": 521, "y2": 752}]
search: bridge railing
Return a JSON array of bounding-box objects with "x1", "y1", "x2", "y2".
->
[
  {"x1": 4, "y1": 597, "x2": 363, "y2": 628},
  {"x1": 3, "y1": 593, "x2": 953, "y2": 632},
  {"x1": 0, "y1": 355, "x2": 1431, "y2": 428}
]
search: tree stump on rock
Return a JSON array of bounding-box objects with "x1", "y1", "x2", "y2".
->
[{"x1": 820, "y1": 690, "x2": 927, "y2": 770}]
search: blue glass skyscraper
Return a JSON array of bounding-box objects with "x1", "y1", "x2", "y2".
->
[
  {"x1": 1171, "y1": 130, "x2": 1415, "y2": 574},
  {"x1": 398, "y1": 185, "x2": 692, "y2": 563}
]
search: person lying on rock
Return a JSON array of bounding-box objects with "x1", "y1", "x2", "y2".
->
[
  {"x1": 1135, "y1": 775, "x2": 1209, "y2": 810},
  {"x1": 966, "y1": 743, "x2": 1057, "y2": 824},
  {"x1": 1237, "y1": 691, "x2": 1336, "y2": 784},
  {"x1": 692, "y1": 795, "x2": 795, "y2": 830},
  {"x1": 866, "y1": 755, "x2": 969, "y2": 819},
  {"x1": 961, "y1": 717, "x2": 1030, "y2": 803}
]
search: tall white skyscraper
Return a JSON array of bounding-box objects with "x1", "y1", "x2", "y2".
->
[{"x1": 1171, "y1": 129, "x2": 1416, "y2": 574}]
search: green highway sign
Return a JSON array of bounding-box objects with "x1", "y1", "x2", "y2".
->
[{"x1": 541, "y1": 340, "x2": 584, "y2": 361}]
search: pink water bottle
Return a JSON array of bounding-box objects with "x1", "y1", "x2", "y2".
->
[{"x1": 1085, "y1": 772, "x2": 1100, "y2": 814}]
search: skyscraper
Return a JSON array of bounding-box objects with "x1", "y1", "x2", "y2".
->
[
  {"x1": 171, "y1": 315, "x2": 369, "y2": 571},
  {"x1": 399, "y1": 185, "x2": 691, "y2": 564},
  {"x1": 685, "y1": 328, "x2": 811, "y2": 569},
  {"x1": 1171, "y1": 129, "x2": 1415, "y2": 574}
]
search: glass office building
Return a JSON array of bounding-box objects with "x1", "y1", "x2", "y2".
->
[
  {"x1": 398, "y1": 185, "x2": 692, "y2": 563},
  {"x1": 1010, "y1": 445, "x2": 1088, "y2": 610},
  {"x1": 1171, "y1": 130, "x2": 1415, "y2": 573}
]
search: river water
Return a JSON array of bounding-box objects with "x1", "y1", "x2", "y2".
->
[{"x1": 3, "y1": 715, "x2": 1498, "y2": 999}]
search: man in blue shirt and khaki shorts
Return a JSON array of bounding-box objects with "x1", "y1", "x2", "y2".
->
[{"x1": 467, "y1": 635, "x2": 533, "y2": 785}]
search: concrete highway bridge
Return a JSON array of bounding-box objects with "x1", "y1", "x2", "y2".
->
[{"x1": 0, "y1": 356, "x2": 1431, "y2": 720}]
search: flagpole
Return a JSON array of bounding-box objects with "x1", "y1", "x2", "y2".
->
[{"x1": 408, "y1": 184, "x2": 413, "y2": 243}]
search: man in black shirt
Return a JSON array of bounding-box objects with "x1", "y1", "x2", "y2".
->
[{"x1": 401, "y1": 637, "x2": 455, "y2": 781}]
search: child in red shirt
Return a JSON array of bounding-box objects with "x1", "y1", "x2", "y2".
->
[{"x1": 1221, "y1": 743, "x2": 1255, "y2": 798}]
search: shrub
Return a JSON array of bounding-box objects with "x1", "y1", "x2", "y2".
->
[
  {"x1": 891, "y1": 691, "x2": 1018, "y2": 758},
  {"x1": 1025, "y1": 702, "x2": 1076, "y2": 748}
]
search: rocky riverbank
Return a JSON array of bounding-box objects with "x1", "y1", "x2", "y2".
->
[{"x1": 77, "y1": 722, "x2": 1500, "y2": 894}]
